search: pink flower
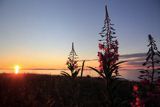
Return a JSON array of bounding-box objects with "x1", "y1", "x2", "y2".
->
[
  {"x1": 108, "y1": 52, "x2": 114, "y2": 57},
  {"x1": 99, "y1": 43, "x2": 104, "y2": 50},
  {"x1": 97, "y1": 52, "x2": 101, "y2": 56},
  {"x1": 74, "y1": 64, "x2": 78, "y2": 69},
  {"x1": 114, "y1": 46, "x2": 118, "y2": 53},
  {"x1": 104, "y1": 47, "x2": 109, "y2": 52},
  {"x1": 99, "y1": 65, "x2": 103, "y2": 71},
  {"x1": 98, "y1": 52, "x2": 103, "y2": 61},
  {"x1": 133, "y1": 85, "x2": 139, "y2": 92},
  {"x1": 136, "y1": 97, "x2": 140, "y2": 102}
]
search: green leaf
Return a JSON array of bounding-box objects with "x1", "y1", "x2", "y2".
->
[
  {"x1": 108, "y1": 61, "x2": 126, "y2": 77},
  {"x1": 139, "y1": 70, "x2": 146, "y2": 73},
  {"x1": 80, "y1": 60, "x2": 85, "y2": 77},
  {"x1": 103, "y1": 67, "x2": 110, "y2": 77},
  {"x1": 138, "y1": 77, "x2": 143, "y2": 79},
  {"x1": 88, "y1": 66, "x2": 105, "y2": 78},
  {"x1": 157, "y1": 51, "x2": 160, "y2": 56},
  {"x1": 72, "y1": 69, "x2": 80, "y2": 78},
  {"x1": 110, "y1": 61, "x2": 126, "y2": 70},
  {"x1": 110, "y1": 66, "x2": 118, "y2": 75},
  {"x1": 61, "y1": 71, "x2": 70, "y2": 77}
]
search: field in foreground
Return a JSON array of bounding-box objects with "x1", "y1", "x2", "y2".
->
[{"x1": 0, "y1": 73, "x2": 150, "y2": 107}]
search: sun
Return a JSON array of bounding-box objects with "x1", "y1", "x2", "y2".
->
[{"x1": 14, "y1": 65, "x2": 20, "y2": 74}]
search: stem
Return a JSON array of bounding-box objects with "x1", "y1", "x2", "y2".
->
[
  {"x1": 151, "y1": 46, "x2": 155, "y2": 88},
  {"x1": 80, "y1": 60, "x2": 85, "y2": 78},
  {"x1": 151, "y1": 57, "x2": 155, "y2": 84}
]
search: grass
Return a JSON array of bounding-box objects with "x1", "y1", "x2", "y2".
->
[{"x1": 0, "y1": 73, "x2": 137, "y2": 107}]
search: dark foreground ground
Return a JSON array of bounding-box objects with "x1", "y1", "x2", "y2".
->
[{"x1": 0, "y1": 73, "x2": 139, "y2": 107}]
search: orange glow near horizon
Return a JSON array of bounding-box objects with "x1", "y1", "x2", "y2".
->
[{"x1": 0, "y1": 53, "x2": 68, "y2": 70}]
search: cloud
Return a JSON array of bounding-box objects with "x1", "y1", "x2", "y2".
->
[
  {"x1": 119, "y1": 52, "x2": 160, "y2": 71},
  {"x1": 120, "y1": 53, "x2": 145, "y2": 59},
  {"x1": 119, "y1": 53, "x2": 146, "y2": 70}
]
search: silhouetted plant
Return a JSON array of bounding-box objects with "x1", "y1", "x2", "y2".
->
[
  {"x1": 136, "y1": 35, "x2": 160, "y2": 106},
  {"x1": 139, "y1": 34, "x2": 160, "y2": 86},
  {"x1": 89, "y1": 5, "x2": 125, "y2": 85},
  {"x1": 61, "y1": 58, "x2": 80, "y2": 79},
  {"x1": 61, "y1": 42, "x2": 80, "y2": 79},
  {"x1": 89, "y1": 4, "x2": 126, "y2": 107},
  {"x1": 61, "y1": 59, "x2": 86, "y2": 79}
]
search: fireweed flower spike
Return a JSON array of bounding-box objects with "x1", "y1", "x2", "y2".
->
[
  {"x1": 136, "y1": 35, "x2": 160, "y2": 106},
  {"x1": 88, "y1": 3, "x2": 126, "y2": 107},
  {"x1": 61, "y1": 43, "x2": 80, "y2": 79},
  {"x1": 89, "y1": 4, "x2": 125, "y2": 81},
  {"x1": 139, "y1": 34, "x2": 160, "y2": 88}
]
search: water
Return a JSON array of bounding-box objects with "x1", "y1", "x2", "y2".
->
[
  {"x1": 0, "y1": 69, "x2": 99, "y2": 77},
  {"x1": 0, "y1": 69, "x2": 141, "y2": 81},
  {"x1": 119, "y1": 69, "x2": 141, "y2": 81}
]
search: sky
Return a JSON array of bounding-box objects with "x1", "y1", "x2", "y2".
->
[{"x1": 0, "y1": 0, "x2": 160, "y2": 70}]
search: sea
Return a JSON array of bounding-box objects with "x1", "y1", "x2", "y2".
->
[{"x1": 0, "y1": 69, "x2": 141, "y2": 81}]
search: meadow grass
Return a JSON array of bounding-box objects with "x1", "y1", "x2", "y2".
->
[
  {"x1": 0, "y1": 73, "x2": 133, "y2": 107},
  {"x1": 1, "y1": 73, "x2": 160, "y2": 107}
]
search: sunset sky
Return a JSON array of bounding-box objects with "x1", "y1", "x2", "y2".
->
[{"x1": 0, "y1": 0, "x2": 160, "y2": 70}]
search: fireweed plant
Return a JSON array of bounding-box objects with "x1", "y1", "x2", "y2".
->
[
  {"x1": 131, "y1": 35, "x2": 160, "y2": 107},
  {"x1": 61, "y1": 58, "x2": 80, "y2": 79},
  {"x1": 139, "y1": 35, "x2": 160, "y2": 87},
  {"x1": 89, "y1": 5, "x2": 125, "y2": 85},
  {"x1": 89, "y1": 5, "x2": 126, "y2": 106}
]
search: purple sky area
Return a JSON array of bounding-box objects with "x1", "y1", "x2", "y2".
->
[{"x1": 0, "y1": 0, "x2": 160, "y2": 69}]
